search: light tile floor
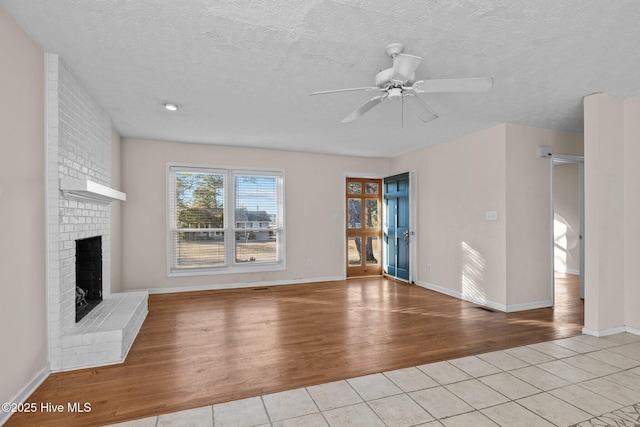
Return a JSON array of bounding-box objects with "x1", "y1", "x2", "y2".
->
[{"x1": 106, "y1": 333, "x2": 640, "y2": 427}]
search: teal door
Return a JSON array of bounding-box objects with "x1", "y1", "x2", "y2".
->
[{"x1": 383, "y1": 173, "x2": 410, "y2": 281}]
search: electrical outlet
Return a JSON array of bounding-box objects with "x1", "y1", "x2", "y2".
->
[
  {"x1": 427, "y1": 264, "x2": 432, "y2": 272},
  {"x1": 306, "y1": 259, "x2": 312, "y2": 267}
]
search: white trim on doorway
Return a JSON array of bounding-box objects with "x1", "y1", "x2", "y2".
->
[{"x1": 408, "y1": 170, "x2": 418, "y2": 284}]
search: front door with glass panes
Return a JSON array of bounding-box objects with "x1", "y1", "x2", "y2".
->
[{"x1": 346, "y1": 178, "x2": 382, "y2": 277}]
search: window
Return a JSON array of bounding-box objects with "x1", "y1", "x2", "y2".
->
[{"x1": 167, "y1": 164, "x2": 285, "y2": 275}]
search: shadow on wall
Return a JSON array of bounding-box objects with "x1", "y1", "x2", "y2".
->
[{"x1": 461, "y1": 241, "x2": 486, "y2": 305}]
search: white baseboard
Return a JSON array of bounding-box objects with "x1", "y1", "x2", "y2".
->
[
  {"x1": 582, "y1": 326, "x2": 625, "y2": 337},
  {"x1": 505, "y1": 300, "x2": 553, "y2": 312},
  {"x1": 415, "y1": 281, "x2": 552, "y2": 313},
  {"x1": 582, "y1": 325, "x2": 640, "y2": 337},
  {"x1": 626, "y1": 326, "x2": 640, "y2": 336},
  {"x1": 0, "y1": 364, "x2": 50, "y2": 426},
  {"x1": 141, "y1": 275, "x2": 346, "y2": 295},
  {"x1": 415, "y1": 281, "x2": 507, "y2": 312},
  {"x1": 415, "y1": 281, "x2": 461, "y2": 299}
]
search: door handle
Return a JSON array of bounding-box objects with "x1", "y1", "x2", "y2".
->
[{"x1": 403, "y1": 230, "x2": 413, "y2": 247}]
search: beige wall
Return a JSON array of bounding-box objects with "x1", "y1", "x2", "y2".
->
[
  {"x1": 624, "y1": 96, "x2": 640, "y2": 331},
  {"x1": 111, "y1": 128, "x2": 123, "y2": 293},
  {"x1": 583, "y1": 93, "x2": 626, "y2": 333},
  {"x1": 504, "y1": 124, "x2": 583, "y2": 306},
  {"x1": 584, "y1": 94, "x2": 633, "y2": 333},
  {"x1": 0, "y1": 6, "x2": 48, "y2": 404},
  {"x1": 123, "y1": 124, "x2": 583, "y2": 311},
  {"x1": 390, "y1": 125, "x2": 509, "y2": 307},
  {"x1": 390, "y1": 124, "x2": 582, "y2": 310},
  {"x1": 583, "y1": 92, "x2": 640, "y2": 334},
  {"x1": 120, "y1": 139, "x2": 389, "y2": 291}
]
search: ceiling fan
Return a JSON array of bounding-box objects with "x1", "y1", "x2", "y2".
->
[{"x1": 311, "y1": 43, "x2": 493, "y2": 124}]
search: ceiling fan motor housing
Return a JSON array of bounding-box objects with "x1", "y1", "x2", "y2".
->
[{"x1": 375, "y1": 68, "x2": 415, "y2": 88}]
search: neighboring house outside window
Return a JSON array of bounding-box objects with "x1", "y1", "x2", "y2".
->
[{"x1": 167, "y1": 163, "x2": 285, "y2": 276}]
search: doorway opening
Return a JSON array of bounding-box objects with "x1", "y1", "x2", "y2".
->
[
  {"x1": 346, "y1": 177, "x2": 382, "y2": 277},
  {"x1": 551, "y1": 154, "x2": 584, "y2": 311}
]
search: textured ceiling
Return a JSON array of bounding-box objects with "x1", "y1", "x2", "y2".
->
[{"x1": 3, "y1": 0, "x2": 640, "y2": 157}]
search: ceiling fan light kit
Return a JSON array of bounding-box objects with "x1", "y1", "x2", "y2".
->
[
  {"x1": 311, "y1": 43, "x2": 493, "y2": 124},
  {"x1": 388, "y1": 87, "x2": 403, "y2": 100}
]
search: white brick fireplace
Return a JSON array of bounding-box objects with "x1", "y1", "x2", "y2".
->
[{"x1": 45, "y1": 53, "x2": 147, "y2": 372}]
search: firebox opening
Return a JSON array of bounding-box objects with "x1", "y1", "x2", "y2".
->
[{"x1": 76, "y1": 236, "x2": 103, "y2": 322}]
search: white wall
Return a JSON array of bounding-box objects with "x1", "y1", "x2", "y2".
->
[
  {"x1": 120, "y1": 138, "x2": 389, "y2": 291},
  {"x1": 0, "y1": 4, "x2": 48, "y2": 408}
]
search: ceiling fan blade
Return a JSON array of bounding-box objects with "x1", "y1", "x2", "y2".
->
[
  {"x1": 311, "y1": 87, "x2": 379, "y2": 96},
  {"x1": 391, "y1": 53, "x2": 422, "y2": 83},
  {"x1": 412, "y1": 77, "x2": 493, "y2": 93},
  {"x1": 342, "y1": 95, "x2": 385, "y2": 123},
  {"x1": 404, "y1": 94, "x2": 439, "y2": 123}
]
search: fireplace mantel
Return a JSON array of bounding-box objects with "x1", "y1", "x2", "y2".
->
[{"x1": 60, "y1": 178, "x2": 126, "y2": 203}]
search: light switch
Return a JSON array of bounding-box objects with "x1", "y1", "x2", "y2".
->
[{"x1": 486, "y1": 211, "x2": 498, "y2": 221}]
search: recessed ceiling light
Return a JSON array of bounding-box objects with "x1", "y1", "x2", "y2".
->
[{"x1": 164, "y1": 102, "x2": 180, "y2": 111}]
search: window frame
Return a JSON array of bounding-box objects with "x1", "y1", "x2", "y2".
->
[{"x1": 166, "y1": 163, "x2": 286, "y2": 277}]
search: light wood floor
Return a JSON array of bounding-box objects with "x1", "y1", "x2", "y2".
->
[{"x1": 7, "y1": 275, "x2": 583, "y2": 426}]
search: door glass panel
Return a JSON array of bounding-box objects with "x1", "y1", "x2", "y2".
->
[
  {"x1": 365, "y1": 236, "x2": 380, "y2": 265},
  {"x1": 348, "y1": 237, "x2": 362, "y2": 266},
  {"x1": 347, "y1": 198, "x2": 362, "y2": 228},
  {"x1": 365, "y1": 183, "x2": 378, "y2": 194},
  {"x1": 348, "y1": 182, "x2": 362, "y2": 194},
  {"x1": 366, "y1": 199, "x2": 379, "y2": 228}
]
